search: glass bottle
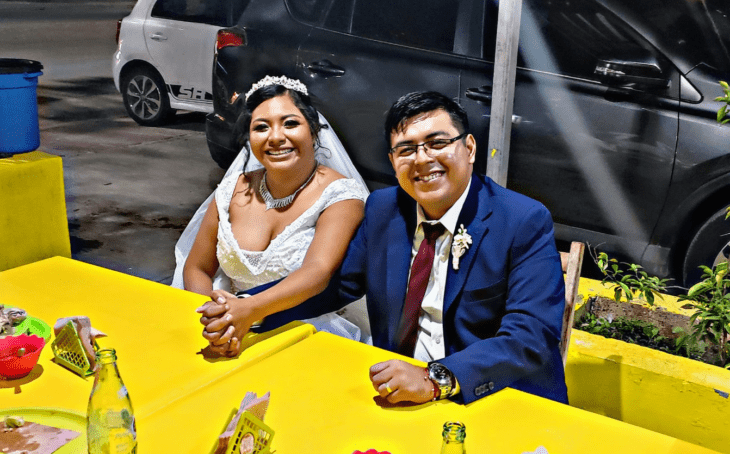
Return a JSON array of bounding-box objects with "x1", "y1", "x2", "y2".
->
[
  {"x1": 440, "y1": 421, "x2": 466, "y2": 454},
  {"x1": 87, "y1": 348, "x2": 137, "y2": 454}
]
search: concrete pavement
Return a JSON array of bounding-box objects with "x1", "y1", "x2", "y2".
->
[
  {"x1": 2, "y1": 0, "x2": 221, "y2": 284},
  {"x1": 36, "y1": 78, "x2": 223, "y2": 284}
]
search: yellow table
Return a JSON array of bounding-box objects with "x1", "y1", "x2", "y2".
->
[
  {"x1": 0, "y1": 257, "x2": 720, "y2": 453},
  {"x1": 0, "y1": 257, "x2": 316, "y2": 451}
]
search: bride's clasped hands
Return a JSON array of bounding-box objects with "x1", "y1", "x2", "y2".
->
[{"x1": 196, "y1": 290, "x2": 263, "y2": 356}]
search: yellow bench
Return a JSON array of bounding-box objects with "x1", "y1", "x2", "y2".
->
[{"x1": 0, "y1": 151, "x2": 70, "y2": 271}]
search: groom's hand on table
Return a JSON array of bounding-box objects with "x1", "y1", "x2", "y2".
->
[{"x1": 369, "y1": 360, "x2": 434, "y2": 404}]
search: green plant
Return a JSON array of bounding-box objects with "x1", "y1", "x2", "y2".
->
[
  {"x1": 672, "y1": 326, "x2": 708, "y2": 359},
  {"x1": 717, "y1": 80, "x2": 730, "y2": 125},
  {"x1": 591, "y1": 249, "x2": 669, "y2": 305},
  {"x1": 678, "y1": 261, "x2": 730, "y2": 368},
  {"x1": 576, "y1": 311, "x2": 667, "y2": 345}
]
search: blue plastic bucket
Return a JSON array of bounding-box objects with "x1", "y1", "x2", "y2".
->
[{"x1": 0, "y1": 59, "x2": 43, "y2": 154}]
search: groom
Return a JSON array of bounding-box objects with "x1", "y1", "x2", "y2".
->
[{"x1": 337, "y1": 91, "x2": 568, "y2": 405}]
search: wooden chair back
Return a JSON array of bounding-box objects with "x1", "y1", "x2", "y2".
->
[{"x1": 560, "y1": 241, "x2": 585, "y2": 365}]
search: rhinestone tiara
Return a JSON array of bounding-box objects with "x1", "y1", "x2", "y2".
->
[{"x1": 245, "y1": 75, "x2": 309, "y2": 100}]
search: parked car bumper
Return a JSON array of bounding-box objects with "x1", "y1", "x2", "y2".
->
[{"x1": 205, "y1": 113, "x2": 238, "y2": 169}]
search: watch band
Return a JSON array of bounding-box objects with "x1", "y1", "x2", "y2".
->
[
  {"x1": 428, "y1": 362, "x2": 455, "y2": 400},
  {"x1": 424, "y1": 367, "x2": 441, "y2": 401}
]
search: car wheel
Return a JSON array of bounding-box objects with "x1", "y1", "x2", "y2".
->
[
  {"x1": 682, "y1": 206, "x2": 730, "y2": 286},
  {"x1": 121, "y1": 67, "x2": 175, "y2": 126}
]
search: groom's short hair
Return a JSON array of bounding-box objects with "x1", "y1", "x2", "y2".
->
[{"x1": 384, "y1": 91, "x2": 469, "y2": 147}]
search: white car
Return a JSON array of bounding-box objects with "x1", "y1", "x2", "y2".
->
[{"x1": 112, "y1": 0, "x2": 241, "y2": 125}]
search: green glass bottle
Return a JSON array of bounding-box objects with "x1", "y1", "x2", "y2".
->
[
  {"x1": 87, "y1": 349, "x2": 137, "y2": 454},
  {"x1": 440, "y1": 421, "x2": 466, "y2": 454}
]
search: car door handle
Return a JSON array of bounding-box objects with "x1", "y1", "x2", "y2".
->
[
  {"x1": 465, "y1": 86, "x2": 493, "y2": 103},
  {"x1": 307, "y1": 60, "x2": 345, "y2": 77},
  {"x1": 150, "y1": 33, "x2": 167, "y2": 41}
]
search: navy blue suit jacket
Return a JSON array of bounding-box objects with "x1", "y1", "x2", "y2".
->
[{"x1": 338, "y1": 174, "x2": 568, "y2": 404}]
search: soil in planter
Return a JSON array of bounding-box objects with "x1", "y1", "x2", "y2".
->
[
  {"x1": 574, "y1": 296, "x2": 724, "y2": 365},
  {"x1": 583, "y1": 295, "x2": 691, "y2": 339}
]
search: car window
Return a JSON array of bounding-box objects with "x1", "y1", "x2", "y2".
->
[
  {"x1": 484, "y1": 0, "x2": 671, "y2": 84},
  {"x1": 151, "y1": 0, "x2": 248, "y2": 27},
  {"x1": 609, "y1": 0, "x2": 730, "y2": 73},
  {"x1": 285, "y1": 0, "x2": 331, "y2": 25},
  {"x1": 289, "y1": 0, "x2": 461, "y2": 53},
  {"x1": 323, "y1": 0, "x2": 353, "y2": 32},
  {"x1": 350, "y1": 0, "x2": 459, "y2": 53}
]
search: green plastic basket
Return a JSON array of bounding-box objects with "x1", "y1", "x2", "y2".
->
[
  {"x1": 13, "y1": 316, "x2": 52, "y2": 341},
  {"x1": 50, "y1": 321, "x2": 97, "y2": 377},
  {"x1": 225, "y1": 411, "x2": 275, "y2": 454}
]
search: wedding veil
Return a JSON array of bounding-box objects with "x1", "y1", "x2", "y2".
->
[{"x1": 171, "y1": 113, "x2": 369, "y2": 289}]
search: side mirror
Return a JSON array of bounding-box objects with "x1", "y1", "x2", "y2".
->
[{"x1": 595, "y1": 52, "x2": 669, "y2": 89}]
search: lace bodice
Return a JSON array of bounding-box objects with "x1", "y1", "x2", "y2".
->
[{"x1": 215, "y1": 172, "x2": 368, "y2": 293}]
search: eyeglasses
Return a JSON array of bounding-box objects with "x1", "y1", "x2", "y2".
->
[{"x1": 390, "y1": 133, "x2": 467, "y2": 160}]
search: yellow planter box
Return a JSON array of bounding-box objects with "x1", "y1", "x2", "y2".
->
[
  {"x1": 0, "y1": 151, "x2": 71, "y2": 271},
  {"x1": 567, "y1": 278, "x2": 730, "y2": 452}
]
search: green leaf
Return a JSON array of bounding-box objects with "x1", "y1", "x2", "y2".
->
[
  {"x1": 645, "y1": 291, "x2": 655, "y2": 305},
  {"x1": 619, "y1": 282, "x2": 632, "y2": 299},
  {"x1": 613, "y1": 287, "x2": 623, "y2": 303},
  {"x1": 721, "y1": 80, "x2": 730, "y2": 90}
]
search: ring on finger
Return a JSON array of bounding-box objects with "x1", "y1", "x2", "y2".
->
[{"x1": 385, "y1": 382, "x2": 393, "y2": 394}]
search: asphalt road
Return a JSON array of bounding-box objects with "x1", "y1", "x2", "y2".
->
[{"x1": 2, "y1": 1, "x2": 224, "y2": 283}]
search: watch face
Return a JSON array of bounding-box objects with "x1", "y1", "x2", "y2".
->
[
  {"x1": 431, "y1": 363, "x2": 449, "y2": 380},
  {"x1": 429, "y1": 363, "x2": 454, "y2": 398}
]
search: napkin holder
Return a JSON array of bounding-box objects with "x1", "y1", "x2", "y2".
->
[
  {"x1": 224, "y1": 410, "x2": 275, "y2": 454},
  {"x1": 51, "y1": 321, "x2": 98, "y2": 377}
]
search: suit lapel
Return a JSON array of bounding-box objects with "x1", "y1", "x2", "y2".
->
[
  {"x1": 385, "y1": 188, "x2": 418, "y2": 349},
  {"x1": 443, "y1": 175, "x2": 493, "y2": 316}
]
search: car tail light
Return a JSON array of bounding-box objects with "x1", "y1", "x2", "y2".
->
[
  {"x1": 216, "y1": 30, "x2": 245, "y2": 51},
  {"x1": 116, "y1": 19, "x2": 122, "y2": 44}
]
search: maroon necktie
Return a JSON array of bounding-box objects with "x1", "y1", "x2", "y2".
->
[{"x1": 397, "y1": 222, "x2": 445, "y2": 356}]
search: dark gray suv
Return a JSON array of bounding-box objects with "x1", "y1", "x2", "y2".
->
[{"x1": 205, "y1": 0, "x2": 730, "y2": 286}]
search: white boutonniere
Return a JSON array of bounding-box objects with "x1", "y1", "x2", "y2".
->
[{"x1": 451, "y1": 224, "x2": 472, "y2": 270}]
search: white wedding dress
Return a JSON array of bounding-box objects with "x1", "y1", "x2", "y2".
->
[
  {"x1": 215, "y1": 172, "x2": 369, "y2": 340},
  {"x1": 173, "y1": 113, "x2": 371, "y2": 343}
]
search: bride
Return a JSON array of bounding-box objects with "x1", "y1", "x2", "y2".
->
[{"x1": 172, "y1": 76, "x2": 369, "y2": 356}]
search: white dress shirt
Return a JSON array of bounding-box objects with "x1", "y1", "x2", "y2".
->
[{"x1": 411, "y1": 179, "x2": 472, "y2": 363}]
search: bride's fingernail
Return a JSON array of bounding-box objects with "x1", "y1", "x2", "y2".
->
[
  {"x1": 226, "y1": 314, "x2": 233, "y2": 321},
  {"x1": 195, "y1": 306, "x2": 205, "y2": 313},
  {"x1": 217, "y1": 296, "x2": 226, "y2": 304}
]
